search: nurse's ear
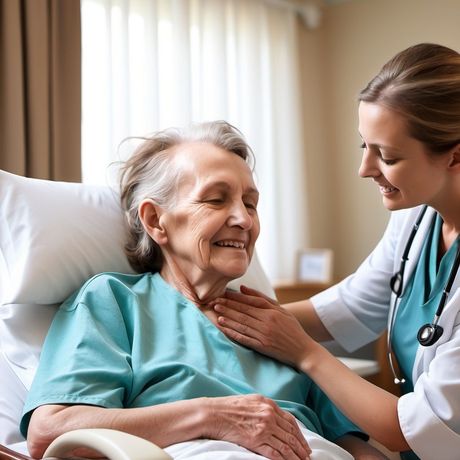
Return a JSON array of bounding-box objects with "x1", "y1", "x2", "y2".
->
[
  {"x1": 138, "y1": 199, "x2": 168, "y2": 245},
  {"x1": 447, "y1": 143, "x2": 460, "y2": 171}
]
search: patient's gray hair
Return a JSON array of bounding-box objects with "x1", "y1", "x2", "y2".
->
[{"x1": 119, "y1": 120, "x2": 255, "y2": 274}]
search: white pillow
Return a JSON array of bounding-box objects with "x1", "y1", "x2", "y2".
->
[{"x1": 0, "y1": 170, "x2": 134, "y2": 306}]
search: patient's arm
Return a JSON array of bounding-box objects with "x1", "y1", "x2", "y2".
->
[{"x1": 27, "y1": 394, "x2": 311, "y2": 460}]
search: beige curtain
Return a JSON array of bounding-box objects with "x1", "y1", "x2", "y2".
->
[{"x1": 0, "y1": 0, "x2": 81, "y2": 181}]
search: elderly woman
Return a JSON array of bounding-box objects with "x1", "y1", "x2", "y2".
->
[{"x1": 20, "y1": 121, "x2": 383, "y2": 460}]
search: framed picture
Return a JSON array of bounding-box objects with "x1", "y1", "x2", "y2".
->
[{"x1": 296, "y1": 249, "x2": 333, "y2": 283}]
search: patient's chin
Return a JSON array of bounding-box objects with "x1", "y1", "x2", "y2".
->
[
  {"x1": 210, "y1": 251, "x2": 251, "y2": 281},
  {"x1": 219, "y1": 261, "x2": 249, "y2": 280}
]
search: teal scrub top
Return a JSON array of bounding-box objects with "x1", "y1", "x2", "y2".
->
[
  {"x1": 21, "y1": 272, "x2": 362, "y2": 442},
  {"x1": 393, "y1": 214, "x2": 459, "y2": 460}
]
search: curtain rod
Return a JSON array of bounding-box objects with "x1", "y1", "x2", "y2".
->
[{"x1": 263, "y1": 0, "x2": 322, "y2": 29}]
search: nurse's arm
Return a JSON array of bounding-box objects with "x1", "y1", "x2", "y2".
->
[
  {"x1": 297, "y1": 341, "x2": 410, "y2": 453},
  {"x1": 283, "y1": 298, "x2": 333, "y2": 342}
]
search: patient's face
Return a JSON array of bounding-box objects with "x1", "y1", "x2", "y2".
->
[{"x1": 160, "y1": 142, "x2": 260, "y2": 285}]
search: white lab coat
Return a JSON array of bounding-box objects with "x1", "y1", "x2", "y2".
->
[{"x1": 311, "y1": 205, "x2": 460, "y2": 460}]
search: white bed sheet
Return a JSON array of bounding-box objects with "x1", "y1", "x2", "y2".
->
[
  {"x1": 164, "y1": 421, "x2": 353, "y2": 460},
  {"x1": 9, "y1": 422, "x2": 353, "y2": 460}
]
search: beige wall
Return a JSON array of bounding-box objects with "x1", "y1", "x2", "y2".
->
[{"x1": 299, "y1": 0, "x2": 460, "y2": 280}]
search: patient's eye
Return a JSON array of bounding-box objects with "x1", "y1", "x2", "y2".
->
[
  {"x1": 243, "y1": 197, "x2": 258, "y2": 210},
  {"x1": 205, "y1": 196, "x2": 225, "y2": 205}
]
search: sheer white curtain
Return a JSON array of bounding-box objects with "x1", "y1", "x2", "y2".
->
[{"x1": 81, "y1": 0, "x2": 308, "y2": 281}]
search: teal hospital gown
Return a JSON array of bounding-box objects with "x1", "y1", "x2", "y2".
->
[{"x1": 21, "y1": 272, "x2": 362, "y2": 442}]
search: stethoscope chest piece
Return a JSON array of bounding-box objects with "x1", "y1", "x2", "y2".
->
[{"x1": 417, "y1": 323, "x2": 444, "y2": 347}]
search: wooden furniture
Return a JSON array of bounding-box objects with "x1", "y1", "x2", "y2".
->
[
  {"x1": 273, "y1": 280, "x2": 401, "y2": 395},
  {"x1": 274, "y1": 280, "x2": 332, "y2": 304}
]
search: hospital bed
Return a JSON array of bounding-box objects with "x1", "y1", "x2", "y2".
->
[{"x1": 0, "y1": 169, "x2": 275, "y2": 459}]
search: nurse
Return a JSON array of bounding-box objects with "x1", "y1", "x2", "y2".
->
[{"x1": 212, "y1": 43, "x2": 460, "y2": 460}]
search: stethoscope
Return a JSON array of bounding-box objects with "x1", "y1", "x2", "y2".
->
[{"x1": 387, "y1": 205, "x2": 460, "y2": 384}]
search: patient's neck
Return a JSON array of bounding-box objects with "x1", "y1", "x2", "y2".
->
[{"x1": 160, "y1": 263, "x2": 229, "y2": 308}]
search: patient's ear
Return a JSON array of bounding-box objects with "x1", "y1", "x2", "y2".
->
[{"x1": 138, "y1": 199, "x2": 168, "y2": 245}]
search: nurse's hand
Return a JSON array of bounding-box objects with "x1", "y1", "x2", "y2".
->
[
  {"x1": 206, "y1": 394, "x2": 311, "y2": 460},
  {"x1": 212, "y1": 286, "x2": 314, "y2": 369}
]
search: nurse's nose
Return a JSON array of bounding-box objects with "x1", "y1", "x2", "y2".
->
[{"x1": 358, "y1": 147, "x2": 380, "y2": 179}]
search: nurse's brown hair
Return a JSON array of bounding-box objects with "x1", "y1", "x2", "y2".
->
[{"x1": 359, "y1": 43, "x2": 460, "y2": 154}]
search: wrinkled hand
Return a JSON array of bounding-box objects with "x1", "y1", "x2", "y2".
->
[
  {"x1": 212, "y1": 285, "x2": 315, "y2": 368},
  {"x1": 207, "y1": 394, "x2": 311, "y2": 460}
]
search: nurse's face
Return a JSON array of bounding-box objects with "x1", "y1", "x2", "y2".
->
[
  {"x1": 158, "y1": 142, "x2": 260, "y2": 285},
  {"x1": 358, "y1": 102, "x2": 452, "y2": 211}
]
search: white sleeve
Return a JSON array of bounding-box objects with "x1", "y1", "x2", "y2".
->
[{"x1": 311, "y1": 210, "x2": 405, "y2": 352}]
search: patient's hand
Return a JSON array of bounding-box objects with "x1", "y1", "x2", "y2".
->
[
  {"x1": 204, "y1": 394, "x2": 311, "y2": 460},
  {"x1": 213, "y1": 286, "x2": 313, "y2": 369}
]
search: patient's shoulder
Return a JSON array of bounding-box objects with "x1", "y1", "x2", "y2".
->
[
  {"x1": 61, "y1": 271, "x2": 150, "y2": 312},
  {"x1": 84, "y1": 271, "x2": 146, "y2": 290}
]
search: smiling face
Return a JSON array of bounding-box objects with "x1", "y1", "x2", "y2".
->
[
  {"x1": 153, "y1": 142, "x2": 260, "y2": 294},
  {"x1": 358, "y1": 101, "x2": 452, "y2": 211}
]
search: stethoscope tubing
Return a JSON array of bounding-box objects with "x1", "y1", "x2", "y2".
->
[{"x1": 387, "y1": 205, "x2": 460, "y2": 384}]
